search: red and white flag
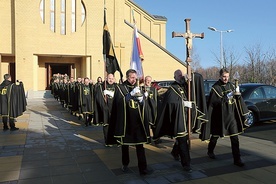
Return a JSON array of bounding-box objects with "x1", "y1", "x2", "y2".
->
[{"x1": 130, "y1": 24, "x2": 144, "y2": 80}]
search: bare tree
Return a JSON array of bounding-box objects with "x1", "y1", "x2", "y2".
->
[
  {"x1": 265, "y1": 49, "x2": 276, "y2": 85},
  {"x1": 191, "y1": 47, "x2": 202, "y2": 71},
  {"x1": 223, "y1": 47, "x2": 241, "y2": 81},
  {"x1": 244, "y1": 44, "x2": 262, "y2": 82},
  {"x1": 198, "y1": 43, "x2": 276, "y2": 86}
]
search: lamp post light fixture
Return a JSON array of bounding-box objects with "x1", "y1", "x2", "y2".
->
[{"x1": 208, "y1": 26, "x2": 234, "y2": 69}]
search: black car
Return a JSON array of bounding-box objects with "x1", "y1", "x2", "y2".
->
[
  {"x1": 239, "y1": 83, "x2": 276, "y2": 123},
  {"x1": 204, "y1": 79, "x2": 216, "y2": 102}
]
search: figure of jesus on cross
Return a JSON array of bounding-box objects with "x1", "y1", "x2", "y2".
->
[{"x1": 172, "y1": 19, "x2": 204, "y2": 149}]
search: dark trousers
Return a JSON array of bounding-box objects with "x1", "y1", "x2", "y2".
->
[
  {"x1": 121, "y1": 144, "x2": 147, "y2": 172},
  {"x1": 208, "y1": 135, "x2": 241, "y2": 162},
  {"x1": 84, "y1": 114, "x2": 92, "y2": 125},
  {"x1": 103, "y1": 125, "x2": 108, "y2": 144},
  {"x1": 172, "y1": 136, "x2": 191, "y2": 167},
  {"x1": 2, "y1": 117, "x2": 15, "y2": 128}
]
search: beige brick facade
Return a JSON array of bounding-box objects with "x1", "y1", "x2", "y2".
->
[{"x1": 0, "y1": 0, "x2": 186, "y2": 93}]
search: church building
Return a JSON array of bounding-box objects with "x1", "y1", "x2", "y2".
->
[{"x1": 0, "y1": 0, "x2": 186, "y2": 97}]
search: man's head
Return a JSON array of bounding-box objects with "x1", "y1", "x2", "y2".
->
[
  {"x1": 144, "y1": 76, "x2": 152, "y2": 87},
  {"x1": 97, "y1": 77, "x2": 102, "y2": 83},
  {"x1": 126, "y1": 69, "x2": 137, "y2": 85},
  {"x1": 84, "y1": 77, "x2": 90, "y2": 85},
  {"x1": 107, "y1": 73, "x2": 115, "y2": 85},
  {"x1": 70, "y1": 77, "x2": 74, "y2": 83},
  {"x1": 63, "y1": 78, "x2": 68, "y2": 83},
  {"x1": 174, "y1": 69, "x2": 186, "y2": 85},
  {"x1": 77, "y1": 77, "x2": 82, "y2": 83},
  {"x1": 4, "y1": 74, "x2": 11, "y2": 81},
  {"x1": 219, "y1": 68, "x2": 230, "y2": 84}
]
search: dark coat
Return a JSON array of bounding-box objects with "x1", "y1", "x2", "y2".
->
[
  {"x1": 107, "y1": 81, "x2": 150, "y2": 145},
  {"x1": 78, "y1": 83, "x2": 94, "y2": 114},
  {"x1": 191, "y1": 73, "x2": 208, "y2": 134},
  {"x1": 93, "y1": 82, "x2": 116, "y2": 125},
  {"x1": 154, "y1": 82, "x2": 190, "y2": 138},
  {"x1": 200, "y1": 80, "x2": 249, "y2": 141},
  {"x1": 0, "y1": 80, "x2": 27, "y2": 118},
  {"x1": 142, "y1": 85, "x2": 158, "y2": 126}
]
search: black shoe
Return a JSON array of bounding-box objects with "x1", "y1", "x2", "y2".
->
[
  {"x1": 183, "y1": 165, "x2": 192, "y2": 172},
  {"x1": 3, "y1": 127, "x2": 9, "y2": 131},
  {"x1": 171, "y1": 151, "x2": 179, "y2": 161},
  {"x1": 121, "y1": 165, "x2": 129, "y2": 172},
  {"x1": 154, "y1": 139, "x2": 162, "y2": 145},
  {"x1": 207, "y1": 152, "x2": 216, "y2": 159},
  {"x1": 140, "y1": 169, "x2": 153, "y2": 176},
  {"x1": 10, "y1": 127, "x2": 19, "y2": 131},
  {"x1": 234, "y1": 161, "x2": 245, "y2": 167}
]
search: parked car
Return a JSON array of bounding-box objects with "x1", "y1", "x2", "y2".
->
[
  {"x1": 239, "y1": 83, "x2": 276, "y2": 124},
  {"x1": 152, "y1": 80, "x2": 174, "y2": 90},
  {"x1": 153, "y1": 79, "x2": 217, "y2": 100},
  {"x1": 203, "y1": 79, "x2": 216, "y2": 102}
]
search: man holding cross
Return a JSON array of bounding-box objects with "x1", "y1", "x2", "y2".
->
[
  {"x1": 154, "y1": 19, "x2": 205, "y2": 172},
  {"x1": 154, "y1": 69, "x2": 193, "y2": 172}
]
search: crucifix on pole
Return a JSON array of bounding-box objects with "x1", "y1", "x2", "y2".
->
[{"x1": 172, "y1": 18, "x2": 204, "y2": 149}]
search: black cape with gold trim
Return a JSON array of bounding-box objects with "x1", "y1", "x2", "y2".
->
[
  {"x1": 154, "y1": 75, "x2": 208, "y2": 139},
  {"x1": 154, "y1": 82, "x2": 190, "y2": 138},
  {"x1": 0, "y1": 80, "x2": 27, "y2": 119},
  {"x1": 93, "y1": 82, "x2": 116, "y2": 126},
  {"x1": 78, "y1": 83, "x2": 94, "y2": 115},
  {"x1": 107, "y1": 81, "x2": 150, "y2": 145},
  {"x1": 191, "y1": 72, "x2": 208, "y2": 134},
  {"x1": 142, "y1": 86, "x2": 158, "y2": 126},
  {"x1": 200, "y1": 80, "x2": 249, "y2": 141}
]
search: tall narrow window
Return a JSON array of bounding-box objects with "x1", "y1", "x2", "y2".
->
[
  {"x1": 39, "y1": 0, "x2": 45, "y2": 23},
  {"x1": 39, "y1": 0, "x2": 86, "y2": 34},
  {"x1": 81, "y1": 1, "x2": 86, "y2": 25},
  {"x1": 50, "y1": 0, "x2": 55, "y2": 32},
  {"x1": 60, "y1": 0, "x2": 66, "y2": 35},
  {"x1": 71, "y1": 0, "x2": 76, "y2": 32}
]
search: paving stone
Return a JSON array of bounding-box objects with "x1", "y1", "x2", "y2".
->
[{"x1": 0, "y1": 97, "x2": 275, "y2": 184}]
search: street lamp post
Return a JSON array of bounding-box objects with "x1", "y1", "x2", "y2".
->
[{"x1": 208, "y1": 26, "x2": 233, "y2": 69}]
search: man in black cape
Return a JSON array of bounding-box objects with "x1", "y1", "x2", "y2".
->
[
  {"x1": 70, "y1": 77, "x2": 82, "y2": 116},
  {"x1": 0, "y1": 74, "x2": 27, "y2": 131},
  {"x1": 169, "y1": 71, "x2": 209, "y2": 161},
  {"x1": 191, "y1": 72, "x2": 209, "y2": 133},
  {"x1": 200, "y1": 68, "x2": 249, "y2": 167},
  {"x1": 107, "y1": 69, "x2": 153, "y2": 175},
  {"x1": 154, "y1": 69, "x2": 195, "y2": 172},
  {"x1": 94, "y1": 73, "x2": 117, "y2": 146},
  {"x1": 78, "y1": 77, "x2": 94, "y2": 126},
  {"x1": 142, "y1": 75, "x2": 159, "y2": 144}
]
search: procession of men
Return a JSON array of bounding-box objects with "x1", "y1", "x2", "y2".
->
[
  {"x1": 46, "y1": 64, "x2": 250, "y2": 176},
  {"x1": 0, "y1": 11, "x2": 251, "y2": 177}
]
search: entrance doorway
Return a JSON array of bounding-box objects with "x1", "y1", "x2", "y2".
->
[
  {"x1": 46, "y1": 63, "x2": 75, "y2": 90},
  {"x1": 51, "y1": 65, "x2": 70, "y2": 75}
]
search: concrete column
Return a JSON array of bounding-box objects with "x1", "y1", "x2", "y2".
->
[
  {"x1": 89, "y1": 57, "x2": 92, "y2": 80},
  {"x1": 85, "y1": 56, "x2": 91, "y2": 78},
  {"x1": 33, "y1": 55, "x2": 38, "y2": 91},
  {"x1": 0, "y1": 55, "x2": 2, "y2": 80}
]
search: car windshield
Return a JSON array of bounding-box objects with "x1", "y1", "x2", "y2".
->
[
  {"x1": 239, "y1": 86, "x2": 248, "y2": 93},
  {"x1": 204, "y1": 80, "x2": 216, "y2": 95}
]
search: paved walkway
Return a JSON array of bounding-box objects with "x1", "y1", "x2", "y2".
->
[{"x1": 0, "y1": 97, "x2": 275, "y2": 184}]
